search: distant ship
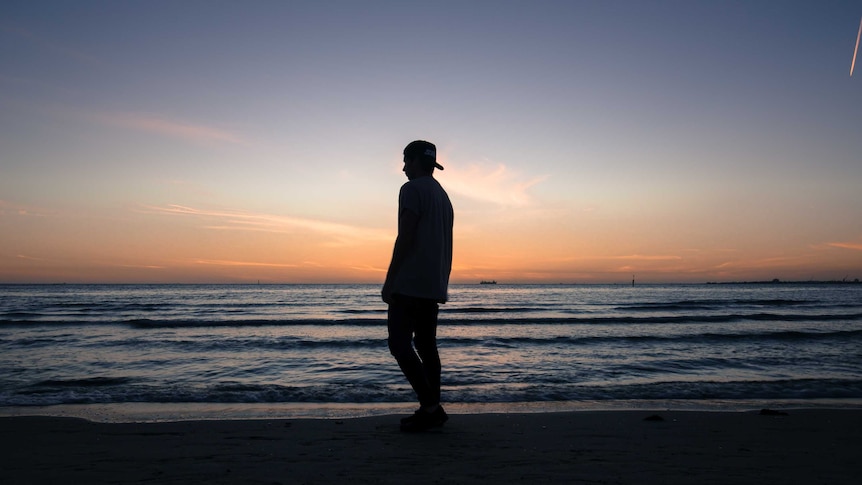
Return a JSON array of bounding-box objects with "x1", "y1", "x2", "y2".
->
[{"x1": 479, "y1": 280, "x2": 497, "y2": 285}]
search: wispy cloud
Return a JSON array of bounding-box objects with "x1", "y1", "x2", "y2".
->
[
  {"x1": 610, "y1": 254, "x2": 684, "y2": 261},
  {"x1": 712, "y1": 255, "x2": 806, "y2": 272},
  {"x1": 442, "y1": 161, "x2": 545, "y2": 207},
  {"x1": 113, "y1": 263, "x2": 167, "y2": 269},
  {"x1": 594, "y1": 254, "x2": 686, "y2": 275},
  {"x1": 193, "y1": 259, "x2": 299, "y2": 268},
  {"x1": 140, "y1": 204, "x2": 390, "y2": 246},
  {"x1": 16, "y1": 254, "x2": 46, "y2": 261},
  {"x1": 826, "y1": 242, "x2": 862, "y2": 251},
  {"x1": 95, "y1": 112, "x2": 246, "y2": 145}
]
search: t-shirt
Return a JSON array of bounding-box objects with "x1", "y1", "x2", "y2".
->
[{"x1": 391, "y1": 175, "x2": 453, "y2": 303}]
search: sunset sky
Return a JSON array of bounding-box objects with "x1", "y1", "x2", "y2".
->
[{"x1": 2, "y1": 1, "x2": 861, "y2": 284}]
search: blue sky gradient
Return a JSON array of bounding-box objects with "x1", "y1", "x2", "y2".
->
[{"x1": 1, "y1": 1, "x2": 860, "y2": 283}]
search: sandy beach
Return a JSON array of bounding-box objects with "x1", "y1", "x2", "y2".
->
[{"x1": 1, "y1": 409, "x2": 859, "y2": 484}]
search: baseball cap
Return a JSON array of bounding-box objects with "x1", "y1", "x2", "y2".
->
[{"x1": 404, "y1": 140, "x2": 444, "y2": 170}]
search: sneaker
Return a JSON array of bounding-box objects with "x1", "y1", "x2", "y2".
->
[
  {"x1": 401, "y1": 406, "x2": 447, "y2": 425},
  {"x1": 400, "y1": 408, "x2": 423, "y2": 425},
  {"x1": 400, "y1": 405, "x2": 448, "y2": 432}
]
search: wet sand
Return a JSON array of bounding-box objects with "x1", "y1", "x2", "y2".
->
[{"x1": 2, "y1": 409, "x2": 860, "y2": 484}]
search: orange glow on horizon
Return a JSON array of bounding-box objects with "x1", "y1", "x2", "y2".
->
[
  {"x1": 8, "y1": 226, "x2": 859, "y2": 285},
  {"x1": 2, "y1": 198, "x2": 861, "y2": 284}
]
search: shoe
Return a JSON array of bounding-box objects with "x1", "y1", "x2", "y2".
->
[
  {"x1": 400, "y1": 405, "x2": 448, "y2": 432},
  {"x1": 401, "y1": 405, "x2": 448, "y2": 425},
  {"x1": 400, "y1": 408, "x2": 423, "y2": 425}
]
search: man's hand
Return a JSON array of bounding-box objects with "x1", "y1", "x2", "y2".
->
[{"x1": 382, "y1": 280, "x2": 393, "y2": 304}]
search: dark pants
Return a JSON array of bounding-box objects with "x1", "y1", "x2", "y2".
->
[{"x1": 387, "y1": 294, "x2": 441, "y2": 408}]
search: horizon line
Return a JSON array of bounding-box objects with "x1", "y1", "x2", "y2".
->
[{"x1": 1, "y1": 279, "x2": 860, "y2": 286}]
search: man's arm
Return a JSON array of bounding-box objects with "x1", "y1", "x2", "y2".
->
[{"x1": 382, "y1": 208, "x2": 420, "y2": 303}]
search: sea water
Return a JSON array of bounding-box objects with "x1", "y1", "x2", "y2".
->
[{"x1": 1, "y1": 283, "x2": 861, "y2": 420}]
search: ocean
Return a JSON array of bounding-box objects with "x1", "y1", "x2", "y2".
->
[{"x1": 1, "y1": 283, "x2": 861, "y2": 420}]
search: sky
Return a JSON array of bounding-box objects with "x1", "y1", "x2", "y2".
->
[{"x1": 1, "y1": 0, "x2": 861, "y2": 284}]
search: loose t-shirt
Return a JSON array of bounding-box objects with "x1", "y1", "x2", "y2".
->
[{"x1": 391, "y1": 175, "x2": 453, "y2": 303}]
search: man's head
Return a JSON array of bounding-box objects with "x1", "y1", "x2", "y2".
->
[{"x1": 403, "y1": 140, "x2": 443, "y2": 180}]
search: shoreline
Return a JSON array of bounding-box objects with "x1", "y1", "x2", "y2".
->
[
  {"x1": 2, "y1": 408, "x2": 860, "y2": 484},
  {"x1": 2, "y1": 398, "x2": 861, "y2": 423}
]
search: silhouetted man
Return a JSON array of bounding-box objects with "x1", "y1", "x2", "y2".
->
[{"x1": 382, "y1": 140, "x2": 453, "y2": 432}]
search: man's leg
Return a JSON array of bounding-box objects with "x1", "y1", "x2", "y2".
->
[
  {"x1": 387, "y1": 295, "x2": 436, "y2": 408},
  {"x1": 412, "y1": 299, "x2": 441, "y2": 406}
]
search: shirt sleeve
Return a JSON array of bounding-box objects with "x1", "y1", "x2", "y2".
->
[{"x1": 399, "y1": 182, "x2": 421, "y2": 216}]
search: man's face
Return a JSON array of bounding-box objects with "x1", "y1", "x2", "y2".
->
[{"x1": 403, "y1": 156, "x2": 423, "y2": 180}]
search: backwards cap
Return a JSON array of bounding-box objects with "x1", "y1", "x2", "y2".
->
[{"x1": 404, "y1": 140, "x2": 444, "y2": 170}]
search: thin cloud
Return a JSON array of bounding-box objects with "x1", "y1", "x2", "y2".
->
[
  {"x1": 826, "y1": 242, "x2": 862, "y2": 251},
  {"x1": 95, "y1": 113, "x2": 246, "y2": 145},
  {"x1": 193, "y1": 259, "x2": 299, "y2": 268},
  {"x1": 442, "y1": 161, "x2": 546, "y2": 207},
  {"x1": 530, "y1": 254, "x2": 683, "y2": 266},
  {"x1": 712, "y1": 255, "x2": 806, "y2": 271},
  {"x1": 140, "y1": 204, "x2": 390, "y2": 246},
  {"x1": 610, "y1": 254, "x2": 684, "y2": 261},
  {"x1": 347, "y1": 264, "x2": 387, "y2": 273}
]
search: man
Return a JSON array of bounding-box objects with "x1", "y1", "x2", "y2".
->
[{"x1": 382, "y1": 140, "x2": 454, "y2": 432}]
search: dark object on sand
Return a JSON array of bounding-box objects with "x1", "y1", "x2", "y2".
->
[{"x1": 644, "y1": 414, "x2": 665, "y2": 421}]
